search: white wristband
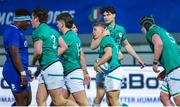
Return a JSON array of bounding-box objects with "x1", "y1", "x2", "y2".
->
[{"x1": 20, "y1": 71, "x2": 26, "y2": 75}]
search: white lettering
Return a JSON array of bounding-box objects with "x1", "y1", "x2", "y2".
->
[
  {"x1": 47, "y1": 10, "x2": 75, "y2": 24},
  {"x1": 0, "y1": 12, "x2": 6, "y2": 25},
  {"x1": 6, "y1": 12, "x2": 13, "y2": 25},
  {"x1": 47, "y1": 11, "x2": 53, "y2": 24}
]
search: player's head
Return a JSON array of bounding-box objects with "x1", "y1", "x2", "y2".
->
[
  {"x1": 101, "y1": 6, "x2": 116, "y2": 25},
  {"x1": 31, "y1": 7, "x2": 48, "y2": 28},
  {"x1": 72, "y1": 23, "x2": 78, "y2": 33},
  {"x1": 56, "y1": 12, "x2": 73, "y2": 33},
  {"x1": 14, "y1": 8, "x2": 31, "y2": 30},
  {"x1": 140, "y1": 16, "x2": 155, "y2": 34},
  {"x1": 92, "y1": 22, "x2": 106, "y2": 39}
]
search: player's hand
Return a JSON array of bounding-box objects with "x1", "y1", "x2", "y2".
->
[
  {"x1": 138, "y1": 59, "x2": 145, "y2": 69},
  {"x1": 103, "y1": 29, "x2": 110, "y2": 36},
  {"x1": 153, "y1": 64, "x2": 160, "y2": 73},
  {"x1": 28, "y1": 70, "x2": 34, "y2": 82},
  {"x1": 84, "y1": 73, "x2": 91, "y2": 85},
  {"x1": 94, "y1": 63, "x2": 100, "y2": 72},
  {"x1": 157, "y1": 70, "x2": 166, "y2": 81},
  {"x1": 20, "y1": 71, "x2": 28, "y2": 86}
]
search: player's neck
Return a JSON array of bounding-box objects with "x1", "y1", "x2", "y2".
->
[{"x1": 109, "y1": 21, "x2": 116, "y2": 28}]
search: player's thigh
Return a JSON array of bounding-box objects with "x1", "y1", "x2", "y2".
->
[
  {"x1": 72, "y1": 90, "x2": 90, "y2": 105},
  {"x1": 96, "y1": 72, "x2": 105, "y2": 87},
  {"x1": 13, "y1": 90, "x2": 31, "y2": 105},
  {"x1": 36, "y1": 83, "x2": 48, "y2": 102},
  {"x1": 160, "y1": 77, "x2": 170, "y2": 94},
  {"x1": 96, "y1": 84, "x2": 105, "y2": 97},
  {"x1": 48, "y1": 87, "x2": 65, "y2": 104},
  {"x1": 43, "y1": 61, "x2": 64, "y2": 90},
  {"x1": 173, "y1": 95, "x2": 180, "y2": 106},
  {"x1": 62, "y1": 87, "x2": 70, "y2": 99},
  {"x1": 105, "y1": 67, "x2": 122, "y2": 92},
  {"x1": 168, "y1": 68, "x2": 180, "y2": 97},
  {"x1": 65, "y1": 69, "x2": 84, "y2": 93},
  {"x1": 107, "y1": 90, "x2": 120, "y2": 100}
]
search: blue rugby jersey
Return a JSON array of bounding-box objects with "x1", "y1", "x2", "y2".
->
[{"x1": 3, "y1": 24, "x2": 30, "y2": 81}]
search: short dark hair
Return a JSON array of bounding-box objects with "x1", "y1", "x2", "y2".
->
[
  {"x1": 56, "y1": 12, "x2": 73, "y2": 29},
  {"x1": 93, "y1": 22, "x2": 106, "y2": 29},
  {"x1": 101, "y1": 6, "x2": 116, "y2": 15},
  {"x1": 32, "y1": 7, "x2": 48, "y2": 23},
  {"x1": 15, "y1": 8, "x2": 30, "y2": 17},
  {"x1": 140, "y1": 16, "x2": 155, "y2": 31}
]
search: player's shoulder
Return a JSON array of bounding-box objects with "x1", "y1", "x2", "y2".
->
[
  {"x1": 148, "y1": 25, "x2": 161, "y2": 35},
  {"x1": 4, "y1": 25, "x2": 19, "y2": 36},
  {"x1": 102, "y1": 35, "x2": 114, "y2": 43},
  {"x1": 115, "y1": 24, "x2": 125, "y2": 32}
]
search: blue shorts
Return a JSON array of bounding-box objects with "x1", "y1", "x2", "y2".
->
[
  {"x1": 96, "y1": 72, "x2": 105, "y2": 86},
  {"x1": 3, "y1": 65, "x2": 31, "y2": 93}
]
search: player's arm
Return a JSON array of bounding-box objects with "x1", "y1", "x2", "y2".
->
[
  {"x1": 97, "y1": 47, "x2": 112, "y2": 66},
  {"x1": 9, "y1": 46, "x2": 25, "y2": 74},
  {"x1": 152, "y1": 34, "x2": 163, "y2": 63},
  {"x1": 94, "y1": 47, "x2": 112, "y2": 71},
  {"x1": 90, "y1": 29, "x2": 109, "y2": 50},
  {"x1": 151, "y1": 34, "x2": 163, "y2": 73},
  {"x1": 9, "y1": 46, "x2": 27, "y2": 85},
  {"x1": 31, "y1": 40, "x2": 42, "y2": 65},
  {"x1": 90, "y1": 37, "x2": 102, "y2": 50},
  {"x1": 80, "y1": 48, "x2": 91, "y2": 84},
  {"x1": 122, "y1": 39, "x2": 145, "y2": 68},
  {"x1": 80, "y1": 48, "x2": 88, "y2": 74},
  {"x1": 118, "y1": 51, "x2": 124, "y2": 61},
  {"x1": 58, "y1": 36, "x2": 68, "y2": 56}
]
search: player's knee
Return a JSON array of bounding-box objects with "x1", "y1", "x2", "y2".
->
[
  {"x1": 173, "y1": 95, "x2": 180, "y2": 106},
  {"x1": 107, "y1": 92, "x2": 119, "y2": 105},
  {"x1": 36, "y1": 95, "x2": 46, "y2": 105},
  {"x1": 76, "y1": 98, "x2": 90, "y2": 106}
]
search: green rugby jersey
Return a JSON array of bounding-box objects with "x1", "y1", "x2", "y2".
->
[
  {"x1": 32, "y1": 23, "x2": 60, "y2": 70},
  {"x1": 106, "y1": 24, "x2": 127, "y2": 50},
  {"x1": 146, "y1": 25, "x2": 180, "y2": 74},
  {"x1": 61, "y1": 30, "x2": 81, "y2": 75},
  {"x1": 99, "y1": 35, "x2": 121, "y2": 72}
]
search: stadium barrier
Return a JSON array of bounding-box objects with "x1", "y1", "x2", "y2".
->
[{"x1": 0, "y1": 66, "x2": 164, "y2": 106}]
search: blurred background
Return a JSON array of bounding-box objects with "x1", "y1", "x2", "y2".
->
[{"x1": 0, "y1": 0, "x2": 179, "y2": 106}]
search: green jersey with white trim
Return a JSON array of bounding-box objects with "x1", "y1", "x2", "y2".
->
[
  {"x1": 146, "y1": 25, "x2": 180, "y2": 74},
  {"x1": 106, "y1": 24, "x2": 127, "y2": 50},
  {"x1": 32, "y1": 23, "x2": 60, "y2": 70},
  {"x1": 99, "y1": 35, "x2": 120, "y2": 72},
  {"x1": 61, "y1": 30, "x2": 81, "y2": 76}
]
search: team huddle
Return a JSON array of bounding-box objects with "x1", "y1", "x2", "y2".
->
[{"x1": 2, "y1": 6, "x2": 180, "y2": 106}]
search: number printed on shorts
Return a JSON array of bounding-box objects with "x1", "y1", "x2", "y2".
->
[{"x1": 51, "y1": 34, "x2": 57, "y2": 49}]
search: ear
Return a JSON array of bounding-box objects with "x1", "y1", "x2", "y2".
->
[
  {"x1": 61, "y1": 21, "x2": 66, "y2": 28},
  {"x1": 35, "y1": 17, "x2": 39, "y2": 22}
]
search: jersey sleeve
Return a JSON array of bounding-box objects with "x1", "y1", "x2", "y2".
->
[
  {"x1": 101, "y1": 36, "x2": 114, "y2": 49},
  {"x1": 147, "y1": 28, "x2": 160, "y2": 42},
  {"x1": 8, "y1": 30, "x2": 20, "y2": 47},
  {"x1": 121, "y1": 27, "x2": 127, "y2": 41},
  {"x1": 62, "y1": 32, "x2": 74, "y2": 47},
  {"x1": 32, "y1": 30, "x2": 43, "y2": 42}
]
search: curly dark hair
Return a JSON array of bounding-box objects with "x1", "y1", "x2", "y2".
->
[{"x1": 101, "y1": 6, "x2": 116, "y2": 15}]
